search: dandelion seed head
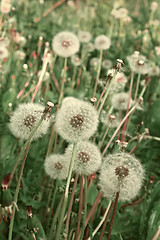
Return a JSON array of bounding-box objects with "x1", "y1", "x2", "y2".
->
[
  {"x1": 52, "y1": 31, "x2": 80, "y2": 58},
  {"x1": 9, "y1": 103, "x2": 51, "y2": 141},
  {"x1": 78, "y1": 30, "x2": 92, "y2": 43},
  {"x1": 127, "y1": 53, "x2": 150, "y2": 74},
  {"x1": 55, "y1": 97, "x2": 99, "y2": 142},
  {"x1": 44, "y1": 154, "x2": 69, "y2": 180},
  {"x1": 99, "y1": 152, "x2": 144, "y2": 201},
  {"x1": 102, "y1": 59, "x2": 112, "y2": 69},
  {"x1": 111, "y1": 92, "x2": 134, "y2": 110},
  {"x1": 65, "y1": 141, "x2": 102, "y2": 175},
  {"x1": 71, "y1": 54, "x2": 81, "y2": 66},
  {"x1": 95, "y1": 35, "x2": 111, "y2": 51},
  {"x1": 0, "y1": 46, "x2": 9, "y2": 59}
]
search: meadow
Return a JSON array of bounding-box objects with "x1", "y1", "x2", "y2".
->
[{"x1": 0, "y1": 0, "x2": 160, "y2": 239}]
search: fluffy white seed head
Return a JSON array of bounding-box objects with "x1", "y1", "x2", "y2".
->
[
  {"x1": 44, "y1": 154, "x2": 69, "y2": 180},
  {"x1": 65, "y1": 141, "x2": 102, "y2": 175},
  {"x1": 37, "y1": 71, "x2": 50, "y2": 81},
  {"x1": 9, "y1": 103, "x2": 51, "y2": 141},
  {"x1": 127, "y1": 53, "x2": 150, "y2": 75},
  {"x1": 94, "y1": 35, "x2": 111, "y2": 51},
  {"x1": 52, "y1": 31, "x2": 80, "y2": 58},
  {"x1": 111, "y1": 92, "x2": 134, "y2": 110},
  {"x1": 78, "y1": 31, "x2": 92, "y2": 43},
  {"x1": 0, "y1": 46, "x2": 9, "y2": 59},
  {"x1": 99, "y1": 152, "x2": 144, "y2": 202},
  {"x1": 109, "y1": 72, "x2": 127, "y2": 93},
  {"x1": 102, "y1": 59, "x2": 112, "y2": 69},
  {"x1": 71, "y1": 54, "x2": 81, "y2": 66},
  {"x1": 87, "y1": 42, "x2": 95, "y2": 52},
  {"x1": 55, "y1": 97, "x2": 99, "y2": 143},
  {"x1": 14, "y1": 50, "x2": 26, "y2": 60},
  {"x1": 90, "y1": 57, "x2": 100, "y2": 68},
  {"x1": 100, "y1": 111, "x2": 120, "y2": 128}
]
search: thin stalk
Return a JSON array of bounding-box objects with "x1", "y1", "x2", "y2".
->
[
  {"x1": 55, "y1": 143, "x2": 77, "y2": 240},
  {"x1": 134, "y1": 73, "x2": 141, "y2": 101},
  {"x1": 102, "y1": 84, "x2": 147, "y2": 156},
  {"x1": 47, "y1": 180, "x2": 58, "y2": 231},
  {"x1": 48, "y1": 195, "x2": 63, "y2": 240},
  {"x1": 107, "y1": 192, "x2": 119, "y2": 240},
  {"x1": 99, "y1": 126, "x2": 110, "y2": 150},
  {"x1": 75, "y1": 175, "x2": 84, "y2": 240},
  {"x1": 98, "y1": 71, "x2": 117, "y2": 114},
  {"x1": 57, "y1": 57, "x2": 67, "y2": 107},
  {"x1": 65, "y1": 174, "x2": 79, "y2": 240},
  {"x1": 96, "y1": 81, "x2": 109, "y2": 109},
  {"x1": 121, "y1": 72, "x2": 134, "y2": 142},
  {"x1": 71, "y1": 66, "x2": 77, "y2": 89},
  {"x1": 99, "y1": 202, "x2": 114, "y2": 240},
  {"x1": 80, "y1": 175, "x2": 88, "y2": 240},
  {"x1": 8, "y1": 143, "x2": 30, "y2": 240},
  {"x1": 87, "y1": 200, "x2": 112, "y2": 240},
  {"x1": 93, "y1": 50, "x2": 103, "y2": 97}
]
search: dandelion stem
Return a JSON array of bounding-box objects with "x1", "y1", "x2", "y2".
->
[
  {"x1": 99, "y1": 202, "x2": 114, "y2": 240},
  {"x1": 102, "y1": 84, "x2": 147, "y2": 156},
  {"x1": 80, "y1": 175, "x2": 88, "y2": 240},
  {"x1": 55, "y1": 142, "x2": 77, "y2": 240},
  {"x1": 75, "y1": 175, "x2": 84, "y2": 240},
  {"x1": 57, "y1": 57, "x2": 67, "y2": 107},
  {"x1": 8, "y1": 143, "x2": 30, "y2": 240},
  {"x1": 87, "y1": 200, "x2": 112, "y2": 240},
  {"x1": 134, "y1": 73, "x2": 141, "y2": 101},
  {"x1": 65, "y1": 174, "x2": 79, "y2": 240},
  {"x1": 71, "y1": 66, "x2": 77, "y2": 89},
  {"x1": 47, "y1": 180, "x2": 58, "y2": 232},
  {"x1": 98, "y1": 71, "x2": 117, "y2": 114},
  {"x1": 93, "y1": 50, "x2": 103, "y2": 97},
  {"x1": 48, "y1": 195, "x2": 64, "y2": 240},
  {"x1": 107, "y1": 192, "x2": 119, "y2": 240},
  {"x1": 99, "y1": 126, "x2": 110, "y2": 150}
]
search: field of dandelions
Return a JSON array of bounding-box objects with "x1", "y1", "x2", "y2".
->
[{"x1": 1, "y1": 0, "x2": 160, "y2": 239}]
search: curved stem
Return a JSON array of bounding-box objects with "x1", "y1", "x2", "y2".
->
[
  {"x1": 87, "y1": 200, "x2": 112, "y2": 240},
  {"x1": 55, "y1": 143, "x2": 77, "y2": 240},
  {"x1": 57, "y1": 57, "x2": 67, "y2": 108},
  {"x1": 99, "y1": 126, "x2": 110, "y2": 150},
  {"x1": 134, "y1": 73, "x2": 141, "y2": 101}
]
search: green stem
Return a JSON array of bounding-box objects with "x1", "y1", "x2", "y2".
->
[
  {"x1": 98, "y1": 70, "x2": 117, "y2": 114},
  {"x1": 48, "y1": 195, "x2": 64, "y2": 240},
  {"x1": 57, "y1": 57, "x2": 67, "y2": 107},
  {"x1": 134, "y1": 73, "x2": 141, "y2": 101},
  {"x1": 47, "y1": 180, "x2": 58, "y2": 231},
  {"x1": 93, "y1": 50, "x2": 103, "y2": 97},
  {"x1": 80, "y1": 175, "x2": 88, "y2": 240},
  {"x1": 55, "y1": 143, "x2": 77, "y2": 240},
  {"x1": 8, "y1": 143, "x2": 30, "y2": 240}
]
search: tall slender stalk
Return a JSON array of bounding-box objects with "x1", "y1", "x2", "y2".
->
[
  {"x1": 57, "y1": 57, "x2": 67, "y2": 107},
  {"x1": 107, "y1": 192, "x2": 119, "y2": 240},
  {"x1": 80, "y1": 175, "x2": 88, "y2": 240},
  {"x1": 65, "y1": 174, "x2": 79, "y2": 240},
  {"x1": 8, "y1": 143, "x2": 30, "y2": 240},
  {"x1": 87, "y1": 200, "x2": 112, "y2": 240},
  {"x1": 134, "y1": 73, "x2": 141, "y2": 101},
  {"x1": 93, "y1": 50, "x2": 103, "y2": 97},
  {"x1": 55, "y1": 143, "x2": 77, "y2": 240}
]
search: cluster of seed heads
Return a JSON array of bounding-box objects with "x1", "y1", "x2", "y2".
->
[
  {"x1": 70, "y1": 114, "x2": 84, "y2": 128},
  {"x1": 78, "y1": 152, "x2": 90, "y2": 163}
]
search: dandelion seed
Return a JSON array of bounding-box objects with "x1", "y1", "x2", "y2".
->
[
  {"x1": 44, "y1": 154, "x2": 69, "y2": 180},
  {"x1": 100, "y1": 111, "x2": 120, "y2": 128},
  {"x1": 78, "y1": 30, "x2": 92, "y2": 43},
  {"x1": 127, "y1": 52, "x2": 150, "y2": 75},
  {"x1": 52, "y1": 31, "x2": 80, "y2": 58},
  {"x1": 71, "y1": 54, "x2": 81, "y2": 66},
  {"x1": 94, "y1": 35, "x2": 111, "y2": 51},
  {"x1": 55, "y1": 97, "x2": 99, "y2": 142},
  {"x1": 111, "y1": 92, "x2": 134, "y2": 110},
  {"x1": 99, "y1": 152, "x2": 144, "y2": 201},
  {"x1": 65, "y1": 141, "x2": 102, "y2": 175},
  {"x1": 9, "y1": 103, "x2": 51, "y2": 141},
  {"x1": 102, "y1": 59, "x2": 112, "y2": 70}
]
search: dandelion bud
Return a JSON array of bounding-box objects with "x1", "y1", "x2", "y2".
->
[
  {"x1": 55, "y1": 97, "x2": 99, "y2": 142},
  {"x1": 65, "y1": 141, "x2": 102, "y2": 175},
  {"x1": 99, "y1": 152, "x2": 144, "y2": 201},
  {"x1": 9, "y1": 103, "x2": 51, "y2": 141},
  {"x1": 44, "y1": 154, "x2": 69, "y2": 180}
]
